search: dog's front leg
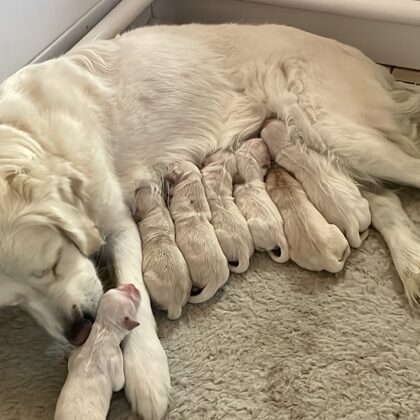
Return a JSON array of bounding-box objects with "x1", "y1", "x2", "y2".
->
[{"x1": 106, "y1": 208, "x2": 170, "y2": 420}]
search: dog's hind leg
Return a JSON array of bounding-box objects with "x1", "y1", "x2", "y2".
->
[
  {"x1": 363, "y1": 189, "x2": 420, "y2": 306},
  {"x1": 312, "y1": 119, "x2": 420, "y2": 188}
]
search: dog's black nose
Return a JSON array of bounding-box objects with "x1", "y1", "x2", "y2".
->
[{"x1": 65, "y1": 312, "x2": 95, "y2": 346}]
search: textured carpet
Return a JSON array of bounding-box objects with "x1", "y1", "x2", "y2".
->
[{"x1": 2, "y1": 197, "x2": 420, "y2": 420}]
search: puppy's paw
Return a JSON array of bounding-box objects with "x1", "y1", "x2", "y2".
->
[{"x1": 123, "y1": 327, "x2": 171, "y2": 420}]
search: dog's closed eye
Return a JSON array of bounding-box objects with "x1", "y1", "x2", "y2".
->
[
  {"x1": 32, "y1": 249, "x2": 62, "y2": 278},
  {"x1": 32, "y1": 267, "x2": 53, "y2": 279}
]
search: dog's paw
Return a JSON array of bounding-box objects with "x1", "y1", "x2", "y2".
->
[
  {"x1": 341, "y1": 197, "x2": 371, "y2": 248},
  {"x1": 401, "y1": 269, "x2": 420, "y2": 307},
  {"x1": 353, "y1": 196, "x2": 371, "y2": 233},
  {"x1": 123, "y1": 326, "x2": 171, "y2": 420},
  {"x1": 390, "y1": 230, "x2": 420, "y2": 308}
]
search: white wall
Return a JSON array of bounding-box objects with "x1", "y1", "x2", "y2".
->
[{"x1": 0, "y1": 0, "x2": 121, "y2": 81}]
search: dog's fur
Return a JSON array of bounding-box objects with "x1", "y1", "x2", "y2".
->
[
  {"x1": 135, "y1": 186, "x2": 191, "y2": 320},
  {"x1": 167, "y1": 161, "x2": 229, "y2": 304},
  {"x1": 363, "y1": 190, "x2": 420, "y2": 307},
  {"x1": 166, "y1": 161, "x2": 229, "y2": 303},
  {"x1": 234, "y1": 138, "x2": 289, "y2": 262},
  {"x1": 266, "y1": 166, "x2": 350, "y2": 272},
  {"x1": 261, "y1": 119, "x2": 371, "y2": 248},
  {"x1": 202, "y1": 151, "x2": 254, "y2": 273},
  {"x1": 2, "y1": 23, "x2": 420, "y2": 418},
  {"x1": 55, "y1": 284, "x2": 140, "y2": 420}
]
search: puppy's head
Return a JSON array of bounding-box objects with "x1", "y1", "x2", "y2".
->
[
  {"x1": 246, "y1": 138, "x2": 272, "y2": 169},
  {"x1": 165, "y1": 161, "x2": 201, "y2": 186},
  {"x1": 206, "y1": 151, "x2": 238, "y2": 176},
  {"x1": 236, "y1": 138, "x2": 272, "y2": 180},
  {"x1": 0, "y1": 126, "x2": 104, "y2": 346},
  {"x1": 96, "y1": 284, "x2": 140, "y2": 335},
  {"x1": 134, "y1": 185, "x2": 163, "y2": 222}
]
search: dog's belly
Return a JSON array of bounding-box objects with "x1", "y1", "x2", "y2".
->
[{"x1": 104, "y1": 24, "x2": 402, "y2": 193}]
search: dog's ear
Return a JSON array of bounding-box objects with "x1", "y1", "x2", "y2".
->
[
  {"x1": 123, "y1": 316, "x2": 140, "y2": 331},
  {"x1": 47, "y1": 162, "x2": 104, "y2": 256},
  {"x1": 46, "y1": 202, "x2": 104, "y2": 257},
  {"x1": 54, "y1": 161, "x2": 90, "y2": 209}
]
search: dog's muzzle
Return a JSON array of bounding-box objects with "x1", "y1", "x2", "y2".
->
[{"x1": 64, "y1": 312, "x2": 95, "y2": 346}]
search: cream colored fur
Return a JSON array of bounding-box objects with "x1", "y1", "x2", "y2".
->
[
  {"x1": 266, "y1": 166, "x2": 350, "y2": 273},
  {"x1": 2, "y1": 23, "x2": 420, "y2": 418},
  {"x1": 261, "y1": 120, "x2": 371, "y2": 248},
  {"x1": 167, "y1": 161, "x2": 229, "y2": 304},
  {"x1": 55, "y1": 284, "x2": 140, "y2": 420},
  {"x1": 234, "y1": 138, "x2": 289, "y2": 262},
  {"x1": 202, "y1": 151, "x2": 254, "y2": 273},
  {"x1": 135, "y1": 186, "x2": 191, "y2": 320}
]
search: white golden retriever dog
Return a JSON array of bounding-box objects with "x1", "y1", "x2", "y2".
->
[
  {"x1": 167, "y1": 161, "x2": 230, "y2": 304},
  {"x1": 262, "y1": 119, "x2": 371, "y2": 248},
  {"x1": 201, "y1": 151, "x2": 254, "y2": 273},
  {"x1": 55, "y1": 283, "x2": 140, "y2": 420},
  {"x1": 266, "y1": 166, "x2": 350, "y2": 272},
  {"x1": 234, "y1": 138, "x2": 289, "y2": 262},
  {"x1": 1, "y1": 23, "x2": 420, "y2": 418},
  {"x1": 135, "y1": 186, "x2": 191, "y2": 320}
]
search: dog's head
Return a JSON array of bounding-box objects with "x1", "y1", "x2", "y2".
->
[{"x1": 0, "y1": 125, "x2": 104, "y2": 346}]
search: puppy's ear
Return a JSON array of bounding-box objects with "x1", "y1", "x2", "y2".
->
[
  {"x1": 123, "y1": 316, "x2": 140, "y2": 331},
  {"x1": 46, "y1": 202, "x2": 104, "y2": 257}
]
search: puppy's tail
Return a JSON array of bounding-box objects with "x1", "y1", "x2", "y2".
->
[
  {"x1": 188, "y1": 280, "x2": 222, "y2": 304},
  {"x1": 228, "y1": 247, "x2": 252, "y2": 274},
  {"x1": 167, "y1": 305, "x2": 182, "y2": 320},
  {"x1": 268, "y1": 241, "x2": 289, "y2": 263}
]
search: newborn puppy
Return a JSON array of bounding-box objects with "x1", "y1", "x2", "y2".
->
[
  {"x1": 233, "y1": 138, "x2": 289, "y2": 263},
  {"x1": 135, "y1": 185, "x2": 191, "y2": 320},
  {"x1": 55, "y1": 284, "x2": 140, "y2": 420},
  {"x1": 167, "y1": 161, "x2": 229, "y2": 303},
  {"x1": 266, "y1": 166, "x2": 350, "y2": 273},
  {"x1": 202, "y1": 151, "x2": 254, "y2": 273},
  {"x1": 262, "y1": 120, "x2": 371, "y2": 248}
]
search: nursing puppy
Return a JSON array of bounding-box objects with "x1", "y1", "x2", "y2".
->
[
  {"x1": 233, "y1": 138, "x2": 289, "y2": 262},
  {"x1": 135, "y1": 186, "x2": 191, "y2": 320},
  {"x1": 266, "y1": 166, "x2": 350, "y2": 272},
  {"x1": 167, "y1": 161, "x2": 229, "y2": 303},
  {"x1": 55, "y1": 284, "x2": 140, "y2": 420},
  {"x1": 201, "y1": 151, "x2": 254, "y2": 273},
  {"x1": 261, "y1": 120, "x2": 371, "y2": 248}
]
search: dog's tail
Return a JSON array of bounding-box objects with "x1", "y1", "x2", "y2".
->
[{"x1": 188, "y1": 279, "x2": 221, "y2": 304}]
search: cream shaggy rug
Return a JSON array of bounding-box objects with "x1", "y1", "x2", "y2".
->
[{"x1": 2, "y1": 191, "x2": 420, "y2": 420}]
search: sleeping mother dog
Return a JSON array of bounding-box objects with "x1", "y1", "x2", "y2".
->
[{"x1": 1, "y1": 24, "x2": 420, "y2": 419}]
